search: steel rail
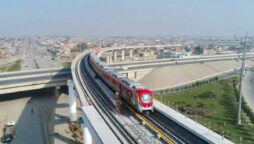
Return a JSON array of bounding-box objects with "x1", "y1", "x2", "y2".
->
[
  {"x1": 124, "y1": 103, "x2": 175, "y2": 144},
  {"x1": 148, "y1": 109, "x2": 209, "y2": 144}
]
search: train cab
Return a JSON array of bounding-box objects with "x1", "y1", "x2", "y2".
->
[{"x1": 136, "y1": 88, "x2": 153, "y2": 112}]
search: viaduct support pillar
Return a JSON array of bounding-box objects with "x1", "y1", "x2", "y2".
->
[
  {"x1": 109, "y1": 55, "x2": 112, "y2": 64},
  {"x1": 106, "y1": 55, "x2": 110, "y2": 64},
  {"x1": 114, "y1": 51, "x2": 117, "y2": 63},
  {"x1": 55, "y1": 86, "x2": 60, "y2": 98},
  {"x1": 130, "y1": 49, "x2": 133, "y2": 59},
  {"x1": 67, "y1": 79, "x2": 77, "y2": 122},
  {"x1": 121, "y1": 50, "x2": 125, "y2": 61}
]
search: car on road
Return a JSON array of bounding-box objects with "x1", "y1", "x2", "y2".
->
[
  {"x1": 121, "y1": 66, "x2": 128, "y2": 70},
  {"x1": 1, "y1": 121, "x2": 15, "y2": 143}
]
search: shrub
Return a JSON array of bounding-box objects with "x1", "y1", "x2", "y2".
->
[
  {"x1": 242, "y1": 97, "x2": 254, "y2": 124},
  {"x1": 196, "y1": 81, "x2": 201, "y2": 86},
  {"x1": 197, "y1": 102, "x2": 205, "y2": 108},
  {"x1": 199, "y1": 91, "x2": 216, "y2": 99}
]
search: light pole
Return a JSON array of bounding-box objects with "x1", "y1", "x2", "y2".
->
[{"x1": 237, "y1": 32, "x2": 248, "y2": 124}]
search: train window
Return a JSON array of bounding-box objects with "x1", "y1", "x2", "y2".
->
[
  {"x1": 133, "y1": 85, "x2": 145, "y2": 89},
  {"x1": 141, "y1": 94, "x2": 152, "y2": 103},
  {"x1": 112, "y1": 74, "x2": 117, "y2": 78},
  {"x1": 103, "y1": 66, "x2": 110, "y2": 69}
]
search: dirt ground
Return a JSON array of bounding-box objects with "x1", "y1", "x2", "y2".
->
[{"x1": 139, "y1": 60, "x2": 254, "y2": 90}]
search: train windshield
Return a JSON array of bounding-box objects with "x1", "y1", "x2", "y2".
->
[{"x1": 141, "y1": 94, "x2": 152, "y2": 103}]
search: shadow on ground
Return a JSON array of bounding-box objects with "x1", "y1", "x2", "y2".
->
[{"x1": 0, "y1": 86, "x2": 78, "y2": 144}]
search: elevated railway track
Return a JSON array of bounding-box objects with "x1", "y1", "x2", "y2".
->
[{"x1": 74, "y1": 50, "x2": 210, "y2": 143}]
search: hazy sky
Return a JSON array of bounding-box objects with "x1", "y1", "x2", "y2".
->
[{"x1": 0, "y1": 0, "x2": 253, "y2": 37}]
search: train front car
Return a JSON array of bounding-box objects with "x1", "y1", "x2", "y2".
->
[{"x1": 136, "y1": 88, "x2": 153, "y2": 112}]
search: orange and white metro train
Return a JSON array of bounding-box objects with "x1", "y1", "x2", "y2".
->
[{"x1": 89, "y1": 50, "x2": 154, "y2": 113}]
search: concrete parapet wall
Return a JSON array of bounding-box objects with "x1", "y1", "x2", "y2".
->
[
  {"x1": 0, "y1": 67, "x2": 67, "y2": 75},
  {"x1": 82, "y1": 106, "x2": 121, "y2": 144}
]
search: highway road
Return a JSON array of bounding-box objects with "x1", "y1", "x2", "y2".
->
[
  {"x1": 21, "y1": 40, "x2": 37, "y2": 70},
  {"x1": 21, "y1": 39, "x2": 60, "y2": 70},
  {"x1": 33, "y1": 41, "x2": 61, "y2": 69}
]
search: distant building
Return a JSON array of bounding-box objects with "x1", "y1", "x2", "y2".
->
[
  {"x1": 203, "y1": 49, "x2": 216, "y2": 55},
  {"x1": 182, "y1": 52, "x2": 192, "y2": 58},
  {"x1": 9, "y1": 48, "x2": 18, "y2": 55},
  {"x1": 139, "y1": 51, "x2": 154, "y2": 57}
]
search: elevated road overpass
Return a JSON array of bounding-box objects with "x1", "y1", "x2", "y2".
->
[
  {"x1": 0, "y1": 68, "x2": 71, "y2": 94},
  {"x1": 0, "y1": 67, "x2": 70, "y2": 78},
  {"x1": 112, "y1": 53, "x2": 254, "y2": 69},
  {"x1": 98, "y1": 45, "x2": 182, "y2": 63},
  {"x1": 99, "y1": 44, "x2": 182, "y2": 52},
  {"x1": 115, "y1": 56, "x2": 254, "y2": 82},
  {"x1": 111, "y1": 53, "x2": 254, "y2": 66}
]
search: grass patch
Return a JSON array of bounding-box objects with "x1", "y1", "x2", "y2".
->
[
  {"x1": 62, "y1": 62, "x2": 71, "y2": 68},
  {"x1": 155, "y1": 77, "x2": 254, "y2": 144},
  {"x1": 0, "y1": 60, "x2": 22, "y2": 72}
]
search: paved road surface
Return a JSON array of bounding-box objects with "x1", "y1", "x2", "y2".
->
[
  {"x1": 0, "y1": 93, "x2": 46, "y2": 144},
  {"x1": 21, "y1": 39, "x2": 60, "y2": 70},
  {"x1": 242, "y1": 69, "x2": 254, "y2": 112}
]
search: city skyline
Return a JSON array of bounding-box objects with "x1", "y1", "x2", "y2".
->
[{"x1": 0, "y1": 0, "x2": 254, "y2": 37}]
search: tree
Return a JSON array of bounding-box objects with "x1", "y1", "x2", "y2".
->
[
  {"x1": 193, "y1": 45, "x2": 203, "y2": 55},
  {"x1": 71, "y1": 42, "x2": 88, "y2": 52}
]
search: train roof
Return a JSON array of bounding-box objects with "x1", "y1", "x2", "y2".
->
[
  {"x1": 90, "y1": 52, "x2": 97, "y2": 58},
  {"x1": 111, "y1": 72, "x2": 124, "y2": 78},
  {"x1": 120, "y1": 78, "x2": 144, "y2": 89},
  {"x1": 99, "y1": 62, "x2": 110, "y2": 69},
  {"x1": 105, "y1": 68, "x2": 115, "y2": 73}
]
